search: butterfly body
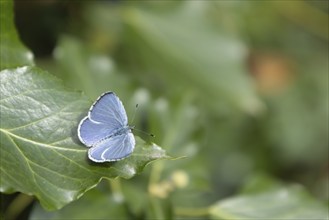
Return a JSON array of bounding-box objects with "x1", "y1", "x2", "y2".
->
[
  {"x1": 112, "y1": 125, "x2": 133, "y2": 136},
  {"x1": 78, "y1": 92, "x2": 135, "y2": 162}
]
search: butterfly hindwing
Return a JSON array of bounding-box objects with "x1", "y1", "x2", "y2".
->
[{"x1": 88, "y1": 132, "x2": 135, "y2": 162}]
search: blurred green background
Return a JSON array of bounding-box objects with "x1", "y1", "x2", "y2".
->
[{"x1": 2, "y1": 0, "x2": 328, "y2": 219}]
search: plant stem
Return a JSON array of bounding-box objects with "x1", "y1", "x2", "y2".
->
[
  {"x1": 4, "y1": 193, "x2": 34, "y2": 220},
  {"x1": 109, "y1": 178, "x2": 124, "y2": 203}
]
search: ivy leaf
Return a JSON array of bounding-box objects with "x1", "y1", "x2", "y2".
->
[
  {"x1": 209, "y1": 185, "x2": 328, "y2": 220},
  {"x1": 0, "y1": 0, "x2": 34, "y2": 70},
  {"x1": 0, "y1": 66, "x2": 168, "y2": 210}
]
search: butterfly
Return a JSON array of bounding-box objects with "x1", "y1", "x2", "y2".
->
[{"x1": 78, "y1": 92, "x2": 135, "y2": 162}]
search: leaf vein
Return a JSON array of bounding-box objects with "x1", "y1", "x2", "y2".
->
[{"x1": 0, "y1": 129, "x2": 85, "y2": 152}]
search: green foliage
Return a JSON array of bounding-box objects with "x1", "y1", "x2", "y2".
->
[
  {"x1": 210, "y1": 177, "x2": 328, "y2": 219},
  {"x1": 53, "y1": 35, "x2": 129, "y2": 100},
  {"x1": 0, "y1": 0, "x2": 168, "y2": 212},
  {"x1": 1, "y1": 0, "x2": 328, "y2": 219},
  {"x1": 121, "y1": 2, "x2": 263, "y2": 114},
  {"x1": 0, "y1": 0, "x2": 33, "y2": 70},
  {"x1": 30, "y1": 186, "x2": 129, "y2": 219},
  {"x1": 0, "y1": 50, "x2": 168, "y2": 212},
  {"x1": 210, "y1": 186, "x2": 328, "y2": 220}
]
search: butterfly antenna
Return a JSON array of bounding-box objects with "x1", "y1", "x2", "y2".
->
[
  {"x1": 131, "y1": 104, "x2": 138, "y2": 124},
  {"x1": 130, "y1": 104, "x2": 155, "y2": 138},
  {"x1": 133, "y1": 128, "x2": 155, "y2": 138}
]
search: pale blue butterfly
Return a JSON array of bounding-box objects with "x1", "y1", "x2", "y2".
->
[{"x1": 78, "y1": 92, "x2": 135, "y2": 162}]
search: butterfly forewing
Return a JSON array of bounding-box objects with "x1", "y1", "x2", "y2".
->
[
  {"x1": 78, "y1": 92, "x2": 128, "y2": 146},
  {"x1": 78, "y1": 117, "x2": 114, "y2": 146},
  {"x1": 89, "y1": 92, "x2": 128, "y2": 126}
]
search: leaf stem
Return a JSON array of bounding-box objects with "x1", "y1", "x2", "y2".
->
[
  {"x1": 109, "y1": 178, "x2": 124, "y2": 203},
  {"x1": 149, "y1": 161, "x2": 164, "y2": 185},
  {"x1": 4, "y1": 193, "x2": 34, "y2": 220}
]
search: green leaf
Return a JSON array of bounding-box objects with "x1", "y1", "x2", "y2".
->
[
  {"x1": 0, "y1": 0, "x2": 34, "y2": 70},
  {"x1": 0, "y1": 66, "x2": 168, "y2": 210},
  {"x1": 30, "y1": 187, "x2": 128, "y2": 219},
  {"x1": 53, "y1": 35, "x2": 129, "y2": 99},
  {"x1": 209, "y1": 185, "x2": 328, "y2": 220},
  {"x1": 122, "y1": 2, "x2": 263, "y2": 114}
]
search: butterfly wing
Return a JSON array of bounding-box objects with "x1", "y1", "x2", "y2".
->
[
  {"x1": 78, "y1": 117, "x2": 112, "y2": 147},
  {"x1": 88, "y1": 132, "x2": 135, "y2": 162},
  {"x1": 78, "y1": 92, "x2": 128, "y2": 146},
  {"x1": 89, "y1": 92, "x2": 128, "y2": 126}
]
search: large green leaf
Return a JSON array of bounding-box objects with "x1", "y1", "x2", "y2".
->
[
  {"x1": 209, "y1": 185, "x2": 328, "y2": 219},
  {"x1": 121, "y1": 2, "x2": 263, "y2": 114},
  {"x1": 0, "y1": 66, "x2": 168, "y2": 210},
  {"x1": 0, "y1": 0, "x2": 34, "y2": 70},
  {"x1": 30, "y1": 186, "x2": 128, "y2": 219}
]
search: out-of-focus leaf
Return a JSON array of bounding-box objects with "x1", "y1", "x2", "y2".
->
[
  {"x1": 53, "y1": 35, "x2": 129, "y2": 99},
  {"x1": 0, "y1": 0, "x2": 34, "y2": 70},
  {"x1": 266, "y1": 69, "x2": 328, "y2": 165},
  {"x1": 274, "y1": 1, "x2": 329, "y2": 40},
  {"x1": 0, "y1": 66, "x2": 169, "y2": 210},
  {"x1": 121, "y1": 180, "x2": 149, "y2": 217},
  {"x1": 238, "y1": 174, "x2": 283, "y2": 195},
  {"x1": 209, "y1": 185, "x2": 328, "y2": 220},
  {"x1": 122, "y1": 1, "x2": 263, "y2": 114},
  {"x1": 30, "y1": 187, "x2": 128, "y2": 219}
]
